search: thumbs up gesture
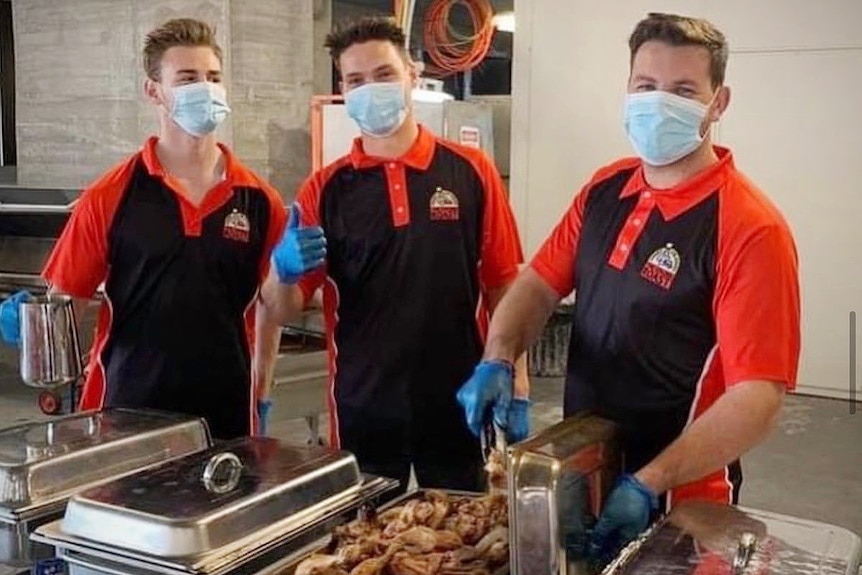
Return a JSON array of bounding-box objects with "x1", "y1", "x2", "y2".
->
[{"x1": 271, "y1": 203, "x2": 327, "y2": 285}]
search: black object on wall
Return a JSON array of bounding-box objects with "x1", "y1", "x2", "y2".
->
[{"x1": 0, "y1": 0, "x2": 16, "y2": 166}]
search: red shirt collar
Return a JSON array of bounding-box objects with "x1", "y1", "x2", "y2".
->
[
  {"x1": 349, "y1": 124, "x2": 436, "y2": 170},
  {"x1": 620, "y1": 146, "x2": 734, "y2": 220},
  {"x1": 141, "y1": 136, "x2": 255, "y2": 186}
]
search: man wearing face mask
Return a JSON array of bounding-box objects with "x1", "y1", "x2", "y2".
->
[
  {"x1": 0, "y1": 18, "x2": 308, "y2": 439},
  {"x1": 258, "y1": 17, "x2": 528, "y2": 495},
  {"x1": 457, "y1": 12, "x2": 801, "y2": 565}
]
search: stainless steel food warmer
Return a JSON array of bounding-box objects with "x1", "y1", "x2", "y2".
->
[
  {"x1": 507, "y1": 411, "x2": 621, "y2": 575},
  {"x1": 0, "y1": 408, "x2": 211, "y2": 569},
  {"x1": 602, "y1": 499, "x2": 861, "y2": 575},
  {"x1": 33, "y1": 437, "x2": 397, "y2": 575}
]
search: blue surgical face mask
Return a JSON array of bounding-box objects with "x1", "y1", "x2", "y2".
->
[
  {"x1": 169, "y1": 81, "x2": 231, "y2": 137},
  {"x1": 624, "y1": 91, "x2": 712, "y2": 166},
  {"x1": 344, "y1": 82, "x2": 408, "y2": 138}
]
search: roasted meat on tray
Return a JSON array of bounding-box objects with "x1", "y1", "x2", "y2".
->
[{"x1": 294, "y1": 490, "x2": 508, "y2": 575}]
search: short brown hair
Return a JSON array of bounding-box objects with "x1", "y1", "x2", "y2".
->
[
  {"x1": 143, "y1": 18, "x2": 223, "y2": 80},
  {"x1": 324, "y1": 16, "x2": 408, "y2": 67},
  {"x1": 628, "y1": 13, "x2": 728, "y2": 87}
]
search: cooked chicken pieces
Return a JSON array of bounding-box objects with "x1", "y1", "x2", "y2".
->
[
  {"x1": 483, "y1": 448, "x2": 506, "y2": 490},
  {"x1": 294, "y1": 554, "x2": 348, "y2": 575},
  {"x1": 293, "y1": 490, "x2": 508, "y2": 575}
]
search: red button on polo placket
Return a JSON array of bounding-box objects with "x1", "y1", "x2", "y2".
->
[
  {"x1": 386, "y1": 162, "x2": 411, "y2": 227},
  {"x1": 608, "y1": 191, "x2": 656, "y2": 270}
]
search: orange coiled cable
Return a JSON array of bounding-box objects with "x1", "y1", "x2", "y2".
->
[{"x1": 422, "y1": 0, "x2": 495, "y2": 77}]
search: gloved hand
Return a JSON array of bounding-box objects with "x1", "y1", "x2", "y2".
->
[
  {"x1": 0, "y1": 290, "x2": 30, "y2": 346},
  {"x1": 456, "y1": 360, "x2": 514, "y2": 439},
  {"x1": 588, "y1": 474, "x2": 659, "y2": 566},
  {"x1": 271, "y1": 203, "x2": 326, "y2": 284},
  {"x1": 506, "y1": 397, "x2": 531, "y2": 443},
  {"x1": 256, "y1": 398, "x2": 273, "y2": 436}
]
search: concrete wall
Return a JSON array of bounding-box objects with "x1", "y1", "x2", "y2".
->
[
  {"x1": 313, "y1": 0, "x2": 333, "y2": 96},
  {"x1": 11, "y1": 0, "x2": 324, "y2": 199},
  {"x1": 510, "y1": 0, "x2": 862, "y2": 399},
  {"x1": 229, "y1": 1, "x2": 313, "y2": 200}
]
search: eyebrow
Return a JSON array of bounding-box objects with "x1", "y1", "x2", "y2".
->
[
  {"x1": 344, "y1": 63, "x2": 397, "y2": 79},
  {"x1": 175, "y1": 69, "x2": 221, "y2": 76},
  {"x1": 631, "y1": 74, "x2": 699, "y2": 88}
]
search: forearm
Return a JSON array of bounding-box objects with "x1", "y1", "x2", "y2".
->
[
  {"x1": 636, "y1": 380, "x2": 785, "y2": 494},
  {"x1": 483, "y1": 268, "x2": 561, "y2": 364},
  {"x1": 486, "y1": 276, "x2": 543, "y2": 399},
  {"x1": 253, "y1": 301, "x2": 283, "y2": 401},
  {"x1": 258, "y1": 268, "x2": 306, "y2": 326}
]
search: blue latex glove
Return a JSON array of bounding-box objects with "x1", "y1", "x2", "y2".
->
[
  {"x1": 456, "y1": 360, "x2": 514, "y2": 439},
  {"x1": 589, "y1": 474, "x2": 659, "y2": 566},
  {"x1": 257, "y1": 398, "x2": 273, "y2": 436},
  {"x1": 271, "y1": 203, "x2": 326, "y2": 284},
  {"x1": 506, "y1": 397, "x2": 531, "y2": 443},
  {"x1": 0, "y1": 290, "x2": 30, "y2": 346}
]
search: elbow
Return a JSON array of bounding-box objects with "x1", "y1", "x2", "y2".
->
[{"x1": 761, "y1": 382, "x2": 787, "y2": 437}]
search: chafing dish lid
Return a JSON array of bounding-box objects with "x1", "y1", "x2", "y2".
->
[
  {"x1": 59, "y1": 437, "x2": 363, "y2": 559},
  {"x1": 602, "y1": 501, "x2": 861, "y2": 575},
  {"x1": 0, "y1": 409, "x2": 210, "y2": 517}
]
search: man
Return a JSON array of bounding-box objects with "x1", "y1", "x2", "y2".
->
[
  {"x1": 258, "y1": 17, "x2": 529, "y2": 494},
  {"x1": 0, "y1": 18, "x2": 287, "y2": 439},
  {"x1": 457, "y1": 12, "x2": 801, "y2": 563}
]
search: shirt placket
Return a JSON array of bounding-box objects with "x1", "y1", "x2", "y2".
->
[
  {"x1": 608, "y1": 191, "x2": 656, "y2": 270},
  {"x1": 384, "y1": 161, "x2": 411, "y2": 227}
]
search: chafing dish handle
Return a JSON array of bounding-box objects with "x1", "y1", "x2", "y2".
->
[
  {"x1": 0, "y1": 203, "x2": 74, "y2": 214},
  {"x1": 61, "y1": 549, "x2": 143, "y2": 575},
  {"x1": 202, "y1": 452, "x2": 243, "y2": 494},
  {"x1": 732, "y1": 532, "x2": 757, "y2": 574}
]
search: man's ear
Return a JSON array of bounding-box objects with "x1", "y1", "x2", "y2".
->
[
  {"x1": 144, "y1": 78, "x2": 164, "y2": 107},
  {"x1": 711, "y1": 85, "x2": 731, "y2": 122},
  {"x1": 408, "y1": 60, "x2": 420, "y2": 88}
]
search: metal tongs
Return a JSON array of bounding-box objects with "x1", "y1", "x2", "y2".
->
[
  {"x1": 480, "y1": 417, "x2": 508, "y2": 492},
  {"x1": 732, "y1": 532, "x2": 758, "y2": 574}
]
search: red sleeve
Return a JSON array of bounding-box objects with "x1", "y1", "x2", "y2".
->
[
  {"x1": 42, "y1": 157, "x2": 134, "y2": 297},
  {"x1": 715, "y1": 214, "x2": 801, "y2": 389},
  {"x1": 475, "y1": 154, "x2": 524, "y2": 291},
  {"x1": 529, "y1": 160, "x2": 640, "y2": 297},
  {"x1": 295, "y1": 171, "x2": 327, "y2": 304},
  {"x1": 529, "y1": 187, "x2": 589, "y2": 298}
]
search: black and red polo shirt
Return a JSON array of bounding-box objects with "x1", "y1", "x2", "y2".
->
[
  {"x1": 296, "y1": 125, "x2": 523, "y2": 466},
  {"x1": 531, "y1": 147, "x2": 800, "y2": 507},
  {"x1": 42, "y1": 137, "x2": 287, "y2": 439}
]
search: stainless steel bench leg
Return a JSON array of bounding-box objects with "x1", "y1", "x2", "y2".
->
[{"x1": 305, "y1": 414, "x2": 323, "y2": 446}]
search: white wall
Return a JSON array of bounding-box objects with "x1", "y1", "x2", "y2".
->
[{"x1": 510, "y1": 0, "x2": 862, "y2": 398}]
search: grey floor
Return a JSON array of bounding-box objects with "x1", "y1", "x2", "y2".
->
[{"x1": 1, "y1": 355, "x2": 860, "y2": 541}]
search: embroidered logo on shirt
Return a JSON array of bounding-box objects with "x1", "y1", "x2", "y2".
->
[
  {"x1": 223, "y1": 209, "x2": 251, "y2": 243},
  {"x1": 641, "y1": 243, "x2": 681, "y2": 290},
  {"x1": 429, "y1": 187, "x2": 459, "y2": 221}
]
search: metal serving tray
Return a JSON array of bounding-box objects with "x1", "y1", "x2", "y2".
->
[
  {"x1": 33, "y1": 437, "x2": 398, "y2": 575},
  {"x1": 508, "y1": 412, "x2": 621, "y2": 575},
  {"x1": 0, "y1": 409, "x2": 211, "y2": 567},
  {"x1": 602, "y1": 500, "x2": 862, "y2": 575},
  {"x1": 0, "y1": 409, "x2": 210, "y2": 517}
]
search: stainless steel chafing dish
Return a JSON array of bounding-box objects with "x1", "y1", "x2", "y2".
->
[
  {"x1": 601, "y1": 499, "x2": 861, "y2": 575},
  {"x1": 507, "y1": 412, "x2": 621, "y2": 575},
  {"x1": 33, "y1": 437, "x2": 398, "y2": 575},
  {"x1": 0, "y1": 408, "x2": 211, "y2": 569}
]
